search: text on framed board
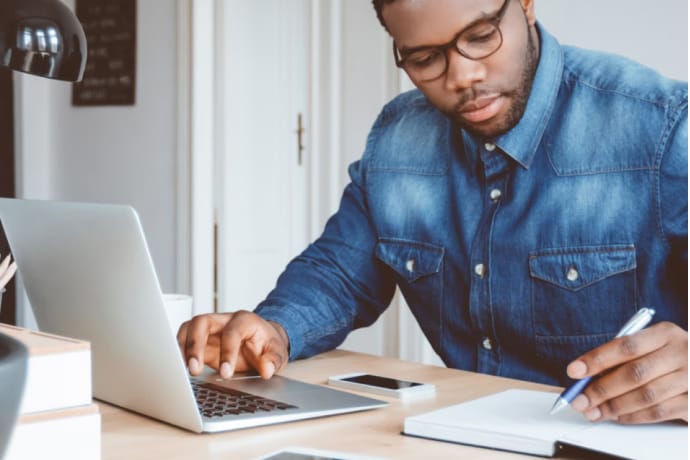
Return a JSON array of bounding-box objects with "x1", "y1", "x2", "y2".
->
[{"x1": 72, "y1": 0, "x2": 136, "y2": 106}]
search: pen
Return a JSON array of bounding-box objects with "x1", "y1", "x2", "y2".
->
[{"x1": 549, "y1": 307, "x2": 656, "y2": 415}]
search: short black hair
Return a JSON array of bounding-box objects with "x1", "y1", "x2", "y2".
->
[{"x1": 372, "y1": 0, "x2": 397, "y2": 31}]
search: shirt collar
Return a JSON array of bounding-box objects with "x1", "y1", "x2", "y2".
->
[{"x1": 462, "y1": 23, "x2": 563, "y2": 171}]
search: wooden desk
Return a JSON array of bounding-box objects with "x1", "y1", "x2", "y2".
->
[{"x1": 100, "y1": 350, "x2": 562, "y2": 459}]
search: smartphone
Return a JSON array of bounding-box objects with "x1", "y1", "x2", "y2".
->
[{"x1": 327, "y1": 372, "x2": 435, "y2": 400}]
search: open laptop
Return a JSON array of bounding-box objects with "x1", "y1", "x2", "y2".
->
[{"x1": 0, "y1": 198, "x2": 386, "y2": 433}]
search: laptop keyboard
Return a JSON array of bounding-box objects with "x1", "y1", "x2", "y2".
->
[{"x1": 191, "y1": 380, "x2": 298, "y2": 419}]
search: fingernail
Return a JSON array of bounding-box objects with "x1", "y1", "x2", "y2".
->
[
  {"x1": 571, "y1": 394, "x2": 589, "y2": 412},
  {"x1": 585, "y1": 407, "x2": 601, "y2": 421},
  {"x1": 220, "y1": 362, "x2": 233, "y2": 379},
  {"x1": 265, "y1": 362, "x2": 276, "y2": 378},
  {"x1": 188, "y1": 357, "x2": 200, "y2": 373},
  {"x1": 567, "y1": 360, "x2": 587, "y2": 378}
]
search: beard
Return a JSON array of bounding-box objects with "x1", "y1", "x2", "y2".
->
[{"x1": 448, "y1": 25, "x2": 540, "y2": 140}]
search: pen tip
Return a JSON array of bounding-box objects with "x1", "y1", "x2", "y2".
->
[{"x1": 549, "y1": 398, "x2": 568, "y2": 415}]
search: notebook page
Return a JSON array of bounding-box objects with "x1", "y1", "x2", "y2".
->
[
  {"x1": 404, "y1": 389, "x2": 588, "y2": 456},
  {"x1": 560, "y1": 419, "x2": 688, "y2": 460},
  {"x1": 443, "y1": 389, "x2": 585, "y2": 438}
]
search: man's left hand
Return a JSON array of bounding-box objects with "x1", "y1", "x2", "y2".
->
[{"x1": 567, "y1": 321, "x2": 688, "y2": 424}]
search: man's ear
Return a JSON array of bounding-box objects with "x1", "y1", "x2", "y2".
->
[{"x1": 520, "y1": 0, "x2": 537, "y2": 26}]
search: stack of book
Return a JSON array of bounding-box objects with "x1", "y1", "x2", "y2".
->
[{"x1": 0, "y1": 324, "x2": 100, "y2": 460}]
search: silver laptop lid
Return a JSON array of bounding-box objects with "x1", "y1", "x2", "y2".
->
[
  {"x1": 0, "y1": 198, "x2": 203, "y2": 432},
  {"x1": 0, "y1": 198, "x2": 388, "y2": 434}
]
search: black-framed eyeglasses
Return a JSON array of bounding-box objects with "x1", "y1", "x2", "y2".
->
[{"x1": 393, "y1": 0, "x2": 512, "y2": 82}]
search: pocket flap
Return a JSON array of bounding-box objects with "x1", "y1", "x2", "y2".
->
[
  {"x1": 529, "y1": 245, "x2": 636, "y2": 291},
  {"x1": 375, "y1": 238, "x2": 444, "y2": 282}
]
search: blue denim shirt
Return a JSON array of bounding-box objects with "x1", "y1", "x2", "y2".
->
[{"x1": 256, "y1": 25, "x2": 688, "y2": 386}]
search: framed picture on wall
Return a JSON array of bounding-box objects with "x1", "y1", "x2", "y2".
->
[{"x1": 72, "y1": 0, "x2": 136, "y2": 106}]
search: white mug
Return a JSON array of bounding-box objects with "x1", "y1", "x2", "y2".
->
[{"x1": 162, "y1": 293, "x2": 193, "y2": 335}]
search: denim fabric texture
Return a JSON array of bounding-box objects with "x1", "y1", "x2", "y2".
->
[{"x1": 256, "y1": 24, "x2": 688, "y2": 386}]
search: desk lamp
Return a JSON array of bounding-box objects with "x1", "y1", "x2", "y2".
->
[
  {"x1": 0, "y1": 0, "x2": 87, "y2": 456},
  {"x1": 0, "y1": 0, "x2": 87, "y2": 81}
]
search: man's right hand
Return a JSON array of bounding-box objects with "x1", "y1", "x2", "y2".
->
[{"x1": 176, "y1": 311, "x2": 289, "y2": 380}]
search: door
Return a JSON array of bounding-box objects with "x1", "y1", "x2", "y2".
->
[{"x1": 215, "y1": 0, "x2": 309, "y2": 310}]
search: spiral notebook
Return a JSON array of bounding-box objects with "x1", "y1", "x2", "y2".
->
[{"x1": 403, "y1": 389, "x2": 687, "y2": 460}]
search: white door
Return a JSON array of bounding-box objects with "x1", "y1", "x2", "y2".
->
[{"x1": 215, "y1": 0, "x2": 309, "y2": 311}]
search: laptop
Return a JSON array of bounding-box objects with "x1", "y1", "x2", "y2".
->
[{"x1": 0, "y1": 198, "x2": 386, "y2": 433}]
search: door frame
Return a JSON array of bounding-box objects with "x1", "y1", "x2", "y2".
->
[{"x1": 177, "y1": 0, "x2": 215, "y2": 315}]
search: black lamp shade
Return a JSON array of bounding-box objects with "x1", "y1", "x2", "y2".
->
[{"x1": 0, "y1": 0, "x2": 87, "y2": 82}]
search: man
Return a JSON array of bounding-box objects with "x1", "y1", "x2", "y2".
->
[{"x1": 179, "y1": 0, "x2": 688, "y2": 424}]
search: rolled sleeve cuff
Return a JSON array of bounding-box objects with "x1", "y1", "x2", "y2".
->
[{"x1": 255, "y1": 305, "x2": 308, "y2": 361}]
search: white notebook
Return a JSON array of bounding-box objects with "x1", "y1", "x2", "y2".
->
[{"x1": 403, "y1": 389, "x2": 687, "y2": 459}]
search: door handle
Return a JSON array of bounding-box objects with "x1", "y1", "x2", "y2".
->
[{"x1": 296, "y1": 113, "x2": 304, "y2": 165}]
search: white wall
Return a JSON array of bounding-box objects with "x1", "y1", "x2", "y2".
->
[
  {"x1": 15, "y1": 0, "x2": 180, "y2": 288},
  {"x1": 537, "y1": 0, "x2": 687, "y2": 81}
]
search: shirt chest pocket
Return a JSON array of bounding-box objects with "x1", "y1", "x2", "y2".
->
[
  {"x1": 529, "y1": 245, "x2": 638, "y2": 339},
  {"x1": 375, "y1": 239, "x2": 444, "y2": 281},
  {"x1": 529, "y1": 245, "x2": 638, "y2": 379},
  {"x1": 375, "y1": 239, "x2": 444, "y2": 346}
]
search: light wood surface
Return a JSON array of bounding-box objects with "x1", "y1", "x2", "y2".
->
[{"x1": 100, "y1": 350, "x2": 564, "y2": 459}]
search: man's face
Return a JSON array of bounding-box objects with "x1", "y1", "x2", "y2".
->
[{"x1": 383, "y1": 0, "x2": 539, "y2": 139}]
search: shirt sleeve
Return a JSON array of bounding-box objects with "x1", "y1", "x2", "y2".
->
[
  {"x1": 254, "y1": 159, "x2": 397, "y2": 360},
  {"x1": 658, "y1": 100, "x2": 688, "y2": 314}
]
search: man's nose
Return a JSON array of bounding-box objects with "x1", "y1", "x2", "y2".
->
[{"x1": 444, "y1": 48, "x2": 487, "y2": 91}]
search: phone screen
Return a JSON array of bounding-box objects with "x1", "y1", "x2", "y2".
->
[{"x1": 341, "y1": 374, "x2": 422, "y2": 390}]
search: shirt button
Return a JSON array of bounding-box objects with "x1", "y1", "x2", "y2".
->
[
  {"x1": 484, "y1": 142, "x2": 496, "y2": 152},
  {"x1": 566, "y1": 267, "x2": 579, "y2": 281},
  {"x1": 481, "y1": 337, "x2": 493, "y2": 350},
  {"x1": 489, "y1": 189, "x2": 502, "y2": 201},
  {"x1": 474, "y1": 263, "x2": 486, "y2": 278},
  {"x1": 405, "y1": 259, "x2": 415, "y2": 273}
]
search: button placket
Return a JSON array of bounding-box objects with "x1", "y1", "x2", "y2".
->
[{"x1": 470, "y1": 142, "x2": 510, "y2": 375}]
